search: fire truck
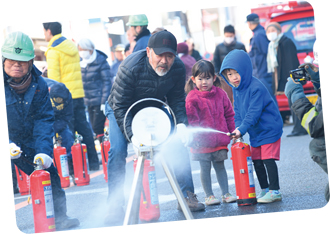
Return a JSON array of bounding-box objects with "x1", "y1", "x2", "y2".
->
[{"x1": 251, "y1": 1, "x2": 317, "y2": 121}]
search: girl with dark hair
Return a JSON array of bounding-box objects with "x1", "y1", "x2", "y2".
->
[{"x1": 185, "y1": 60, "x2": 237, "y2": 205}]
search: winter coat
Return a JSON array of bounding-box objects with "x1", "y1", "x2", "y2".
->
[
  {"x1": 291, "y1": 88, "x2": 323, "y2": 138},
  {"x1": 220, "y1": 49, "x2": 283, "y2": 148},
  {"x1": 275, "y1": 35, "x2": 300, "y2": 92},
  {"x1": 110, "y1": 60, "x2": 123, "y2": 82},
  {"x1": 44, "y1": 78, "x2": 73, "y2": 134},
  {"x1": 80, "y1": 50, "x2": 112, "y2": 106},
  {"x1": 190, "y1": 49, "x2": 202, "y2": 61},
  {"x1": 108, "y1": 49, "x2": 187, "y2": 140},
  {"x1": 213, "y1": 40, "x2": 246, "y2": 73},
  {"x1": 45, "y1": 34, "x2": 84, "y2": 99},
  {"x1": 248, "y1": 24, "x2": 272, "y2": 80},
  {"x1": 5, "y1": 65, "x2": 54, "y2": 158},
  {"x1": 186, "y1": 86, "x2": 235, "y2": 150},
  {"x1": 179, "y1": 54, "x2": 196, "y2": 81},
  {"x1": 133, "y1": 28, "x2": 151, "y2": 53}
]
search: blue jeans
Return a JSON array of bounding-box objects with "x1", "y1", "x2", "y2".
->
[
  {"x1": 56, "y1": 125, "x2": 74, "y2": 160},
  {"x1": 104, "y1": 101, "x2": 194, "y2": 210}
]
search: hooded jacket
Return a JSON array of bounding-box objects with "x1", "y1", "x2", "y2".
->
[
  {"x1": 45, "y1": 34, "x2": 84, "y2": 99},
  {"x1": 81, "y1": 50, "x2": 112, "y2": 106},
  {"x1": 108, "y1": 49, "x2": 187, "y2": 140},
  {"x1": 186, "y1": 86, "x2": 235, "y2": 150},
  {"x1": 220, "y1": 49, "x2": 283, "y2": 147},
  {"x1": 5, "y1": 65, "x2": 54, "y2": 158}
]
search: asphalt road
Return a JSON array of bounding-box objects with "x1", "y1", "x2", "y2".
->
[{"x1": 12, "y1": 123, "x2": 329, "y2": 234}]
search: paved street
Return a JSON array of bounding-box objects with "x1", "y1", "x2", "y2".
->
[{"x1": 12, "y1": 123, "x2": 329, "y2": 234}]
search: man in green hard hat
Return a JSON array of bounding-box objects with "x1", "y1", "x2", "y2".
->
[
  {"x1": 2, "y1": 31, "x2": 80, "y2": 231},
  {"x1": 126, "y1": 14, "x2": 151, "y2": 52}
]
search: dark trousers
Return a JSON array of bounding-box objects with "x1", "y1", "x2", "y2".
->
[
  {"x1": 253, "y1": 159, "x2": 280, "y2": 190},
  {"x1": 12, "y1": 155, "x2": 67, "y2": 219},
  {"x1": 87, "y1": 105, "x2": 106, "y2": 136},
  {"x1": 70, "y1": 98, "x2": 99, "y2": 170}
]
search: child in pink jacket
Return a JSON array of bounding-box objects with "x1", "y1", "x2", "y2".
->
[{"x1": 185, "y1": 60, "x2": 236, "y2": 205}]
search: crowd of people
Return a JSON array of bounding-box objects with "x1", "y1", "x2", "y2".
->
[{"x1": 4, "y1": 12, "x2": 327, "y2": 231}]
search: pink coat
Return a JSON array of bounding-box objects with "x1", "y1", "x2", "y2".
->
[{"x1": 186, "y1": 86, "x2": 235, "y2": 149}]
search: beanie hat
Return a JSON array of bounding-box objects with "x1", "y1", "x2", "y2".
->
[
  {"x1": 177, "y1": 42, "x2": 188, "y2": 54},
  {"x1": 266, "y1": 22, "x2": 282, "y2": 33}
]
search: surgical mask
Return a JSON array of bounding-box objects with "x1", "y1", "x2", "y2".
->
[
  {"x1": 224, "y1": 37, "x2": 235, "y2": 44},
  {"x1": 267, "y1": 32, "x2": 278, "y2": 42},
  {"x1": 79, "y1": 51, "x2": 91, "y2": 60}
]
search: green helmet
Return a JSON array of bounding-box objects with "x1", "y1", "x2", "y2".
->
[
  {"x1": 1, "y1": 31, "x2": 35, "y2": 62},
  {"x1": 126, "y1": 14, "x2": 148, "y2": 26}
]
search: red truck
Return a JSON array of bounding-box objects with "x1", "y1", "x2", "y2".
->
[{"x1": 251, "y1": 1, "x2": 317, "y2": 121}]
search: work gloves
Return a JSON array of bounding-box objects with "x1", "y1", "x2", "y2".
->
[
  {"x1": 10, "y1": 143, "x2": 22, "y2": 160},
  {"x1": 34, "y1": 153, "x2": 53, "y2": 169},
  {"x1": 299, "y1": 63, "x2": 320, "y2": 89},
  {"x1": 285, "y1": 77, "x2": 305, "y2": 104},
  {"x1": 176, "y1": 123, "x2": 193, "y2": 147}
]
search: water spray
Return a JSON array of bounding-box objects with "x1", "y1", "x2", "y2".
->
[{"x1": 123, "y1": 98, "x2": 193, "y2": 225}]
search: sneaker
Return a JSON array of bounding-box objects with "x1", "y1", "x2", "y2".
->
[
  {"x1": 221, "y1": 193, "x2": 237, "y2": 203},
  {"x1": 205, "y1": 195, "x2": 221, "y2": 206},
  {"x1": 257, "y1": 188, "x2": 269, "y2": 199},
  {"x1": 177, "y1": 191, "x2": 205, "y2": 212},
  {"x1": 257, "y1": 190, "x2": 282, "y2": 203}
]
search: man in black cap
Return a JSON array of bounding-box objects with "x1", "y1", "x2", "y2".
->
[
  {"x1": 246, "y1": 13, "x2": 275, "y2": 103},
  {"x1": 103, "y1": 30, "x2": 205, "y2": 225}
]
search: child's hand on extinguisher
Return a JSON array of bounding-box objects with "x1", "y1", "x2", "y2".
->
[{"x1": 231, "y1": 128, "x2": 241, "y2": 139}]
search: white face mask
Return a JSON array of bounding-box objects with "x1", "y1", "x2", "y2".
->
[
  {"x1": 224, "y1": 36, "x2": 235, "y2": 44},
  {"x1": 79, "y1": 51, "x2": 91, "y2": 60},
  {"x1": 267, "y1": 32, "x2": 278, "y2": 42}
]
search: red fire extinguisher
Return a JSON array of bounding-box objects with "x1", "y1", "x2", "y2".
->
[
  {"x1": 231, "y1": 138, "x2": 257, "y2": 206},
  {"x1": 133, "y1": 158, "x2": 160, "y2": 222},
  {"x1": 15, "y1": 165, "x2": 30, "y2": 195},
  {"x1": 71, "y1": 132, "x2": 90, "y2": 186},
  {"x1": 100, "y1": 129, "x2": 110, "y2": 182},
  {"x1": 30, "y1": 158, "x2": 56, "y2": 233},
  {"x1": 53, "y1": 134, "x2": 70, "y2": 188}
]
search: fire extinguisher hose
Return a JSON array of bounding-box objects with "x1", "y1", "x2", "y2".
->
[
  {"x1": 102, "y1": 142, "x2": 107, "y2": 164},
  {"x1": 80, "y1": 143, "x2": 86, "y2": 178}
]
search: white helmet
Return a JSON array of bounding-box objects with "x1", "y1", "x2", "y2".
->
[{"x1": 313, "y1": 40, "x2": 319, "y2": 65}]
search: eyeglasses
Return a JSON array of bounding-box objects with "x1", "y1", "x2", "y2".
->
[{"x1": 5, "y1": 59, "x2": 29, "y2": 66}]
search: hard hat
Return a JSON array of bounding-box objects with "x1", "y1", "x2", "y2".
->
[
  {"x1": 313, "y1": 40, "x2": 319, "y2": 65},
  {"x1": 126, "y1": 14, "x2": 148, "y2": 26},
  {"x1": 1, "y1": 31, "x2": 35, "y2": 61}
]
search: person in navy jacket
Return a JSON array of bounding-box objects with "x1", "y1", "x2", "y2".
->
[
  {"x1": 3, "y1": 31, "x2": 79, "y2": 230},
  {"x1": 247, "y1": 13, "x2": 275, "y2": 103},
  {"x1": 220, "y1": 49, "x2": 283, "y2": 203}
]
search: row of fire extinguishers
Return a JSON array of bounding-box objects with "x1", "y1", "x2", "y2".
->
[
  {"x1": 14, "y1": 132, "x2": 96, "y2": 233},
  {"x1": 15, "y1": 131, "x2": 258, "y2": 232}
]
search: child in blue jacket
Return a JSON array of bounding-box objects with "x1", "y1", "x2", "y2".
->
[
  {"x1": 220, "y1": 49, "x2": 283, "y2": 203},
  {"x1": 44, "y1": 77, "x2": 74, "y2": 176}
]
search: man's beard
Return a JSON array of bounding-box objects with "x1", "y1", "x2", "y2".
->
[
  {"x1": 150, "y1": 54, "x2": 172, "y2": 76},
  {"x1": 155, "y1": 64, "x2": 169, "y2": 76}
]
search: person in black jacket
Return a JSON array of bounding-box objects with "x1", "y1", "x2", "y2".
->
[
  {"x1": 266, "y1": 21, "x2": 307, "y2": 136},
  {"x1": 78, "y1": 38, "x2": 112, "y2": 142},
  {"x1": 104, "y1": 30, "x2": 205, "y2": 224},
  {"x1": 284, "y1": 41, "x2": 328, "y2": 201},
  {"x1": 213, "y1": 25, "x2": 246, "y2": 74}
]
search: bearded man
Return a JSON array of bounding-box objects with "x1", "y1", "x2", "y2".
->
[{"x1": 104, "y1": 30, "x2": 204, "y2": 225}]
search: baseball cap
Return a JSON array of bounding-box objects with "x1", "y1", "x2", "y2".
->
[
  {"x1": 246, "y1": 13, "x2": 259, "y2": 23},
  {"x1": 147, "y1": 30, "x2": 177, "y2": 55}
]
